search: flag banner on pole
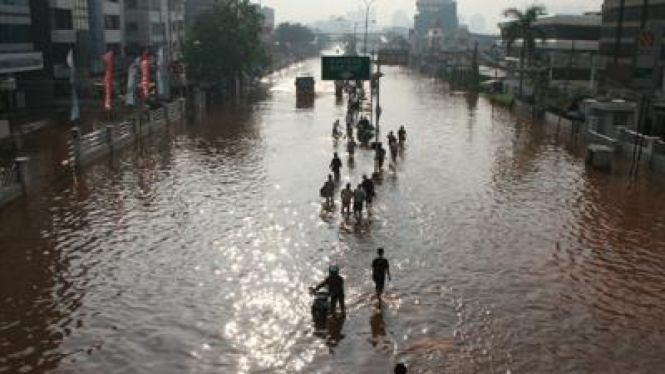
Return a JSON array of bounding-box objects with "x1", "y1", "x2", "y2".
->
[
  {"x1": 66, "y1": 49, "x2": 80, "y2": 122},
  {"x1": 126, "y1": 57, "x2": 140, "y2": 106},
  {"x1": 103, "y1": 51, "x2": 114, "y2": 111},
  {"x1": 141, "y1": 51, "x2": 151, "y2": 99}
]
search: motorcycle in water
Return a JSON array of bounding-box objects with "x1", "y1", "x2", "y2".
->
[
  {"x1": 309, "y1": 287, "x2": 346, "y2": 347},
  {"x1": 310, "y1": 288, "x2": 329, "y2": 325}
]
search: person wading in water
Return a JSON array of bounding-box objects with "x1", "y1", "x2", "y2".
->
[
  {"x1": 371, "y1": 248, "x2": 391, "y2": 303},
  {"x1": 330, "y1": 153, "x2": 343, "y2": 181},
  {"x1": 340, "y1": 183, "x2": 353, "y2": 220},
  {"x1": 312, "y1": 265, "x2": 346, "y2": 316},
  {"x1": 320, "y1": 174, "x2": 335, "y2": 209}
]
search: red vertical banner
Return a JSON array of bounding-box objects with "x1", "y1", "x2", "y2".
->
[
  {"x1": 104, "y1": 51, "x2": 114, "y2": 111},
  {"x1": 141, "y1": 51, "x2": 151, "y2": 99}
]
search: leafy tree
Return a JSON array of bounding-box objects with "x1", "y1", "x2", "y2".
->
[
  {"x1": 274, "y1": 22, "x2": 315, "y2": 49},
  {"x1": 501, "y1": 5, "x2": 547, "y2": 98},
  {"x1": 183, "y1": 0, "x2": 269, "y2": 86}
]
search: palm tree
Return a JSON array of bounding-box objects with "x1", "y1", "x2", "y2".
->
[{"x1": 501, "y1": 5, "x2": 547, "y2": 98}]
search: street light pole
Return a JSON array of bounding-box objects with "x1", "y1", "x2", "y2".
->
[
  {"x1": 362, "y1": 0, "x2": 376, "y2": 55},
  {"x1": 354, "y1": 23, "x2": 358, "y2": 54}
]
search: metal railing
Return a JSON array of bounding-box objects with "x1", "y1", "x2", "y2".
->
[
  {"x1": 69, "y1": 100, "x2": 185, "y2": 167},
  {"x1": 114, "y1": 121, "x2": 133, "y2": 142},
  {"x1": 654, "y1": 139, "x2": 665, "y2": 156},
  {"x1": 150, "y1": 108, "x2": 167, "y2": 126},
  {"x1": 0, "y1": 163, "x2": 18, "y2": 188},
  {"x1": 166, "y1": 101, "x2": 183, "y2": 122},
  {"x1": 80, "y1": 129, "x2": 107, "y2": 154}
]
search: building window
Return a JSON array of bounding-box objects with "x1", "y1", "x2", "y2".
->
[
  {"x1": 51, "y1": 9, "x2": 74, "y2": 30},
  {"x1": 151, "y1": 22, "x2": 164, "y2": 35},
  {"x1": 0, "y1": 0, "x2": 30, "y2": 6},
  {"x1": 126, "y1": 22, "x2": 139, "y2": 35},
  {"x1": 105, "y1": 15, "x2": 120, "y2": 30},
  {"x1": 0, "y1": 24, "x2": 31, "y2": 44}
]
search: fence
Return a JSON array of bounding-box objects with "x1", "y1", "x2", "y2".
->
[
  {"x1": 543, "y1": 110, "x2": 665, "y2": 176},
  {"x1": 0, "y1": 158, "x2": 29, "y2": 208},
  {"x1": 69, "y1": 99, "x2": 186, "y2": 167},
  {"x1": 651, "y1": 139, "x2": 665, "y2": 174},
  {"x1": 585, "y1": 128, "x2": 618, "y2": 149},
  {"x1": 150, "y1": 107, "x2": 167, "y2": 127},
  {"x1": 0, "y1": 162, "x2": 18, "y2": 188},
  {"x1": 166, "y1": 100, "x2": 185, "y2": 122},
  {"x1": 544, "y1": 111, "x2": 581, "y2": 136},
  {"x1": 617, "y1": 128, "x2": 660, "y2": 163}
]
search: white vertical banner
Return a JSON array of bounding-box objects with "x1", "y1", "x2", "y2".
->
[{"x1": 66, "y1": 49, "x2": 80, "y2": 122}]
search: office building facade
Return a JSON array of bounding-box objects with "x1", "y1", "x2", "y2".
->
[
  {"x1": 125, "y1": 0, "x2": 185, "y2": 60},
  {"x1": 500, "y1": 13, "x2": 603, "y2": 89},
  {"x1": 600, "y1": 0, "x2": 665, "y2": 88},
  {"x1": 0, "y1": 0, "x2": 45, "y2": 115}
]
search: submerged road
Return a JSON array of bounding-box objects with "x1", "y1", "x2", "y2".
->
[{"x1": 2, "y1": 58, "x2": 665, "y2": 374}]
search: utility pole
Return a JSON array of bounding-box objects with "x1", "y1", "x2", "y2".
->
[
  {"x1": 354, "y1": 23, "x2": 358, "y2": 54},
  {"x1": 362, "y1": 0, "x2": 376, "y2": 55},
  {"x1": 614, "y1": 0, "x2": 626, "y2": 64}
]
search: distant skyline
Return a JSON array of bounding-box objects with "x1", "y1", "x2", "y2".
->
[{"x1": 259, "y1": 0, "x2": 604, "y2": 33}]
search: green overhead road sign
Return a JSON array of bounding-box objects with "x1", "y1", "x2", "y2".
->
[{"x1": 321, "y1": 56, "x2": 371, "y2": 81}]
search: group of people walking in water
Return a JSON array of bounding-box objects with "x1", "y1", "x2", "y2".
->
[
  {"x1": 322, "y1": 123, "x2": 407, "y2": 224},
  {"x1": 313, "y1": 84, "x2": 410, "y2": 373}
]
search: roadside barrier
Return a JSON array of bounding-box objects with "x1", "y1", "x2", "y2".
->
[{"x1": 69, "y1": 99, "x2": 186, "y2": 167}]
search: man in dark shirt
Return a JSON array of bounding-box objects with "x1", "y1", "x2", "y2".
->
[
  {"x1": 314, "y1": 265, "x2": 346, "y2": 315},
  {"x1": 330, "y1": 153, "x2": 343, "y2": 180},
  {"x1": 361, "y1": 175, "x2": 375, "y2": 210},
  {"x1": 398, "y1": 126, "x2": 407, "y2": 147},
  {"x1": 371, "y1": 248, "x2": 391, "y2": 302}
]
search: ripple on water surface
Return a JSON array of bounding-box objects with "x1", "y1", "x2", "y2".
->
[{"x1": 2, "y1": 62, "x2": 665, "y2": 374}]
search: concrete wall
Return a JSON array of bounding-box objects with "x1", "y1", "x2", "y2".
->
[
  {"x1": 617, "y1": 128, "x2": 659, "y2": 163},
  {"x1": 544, "y1": 111, "x2": 577, "y2": 135},
  {"x1": 585, "y1": 128, "x2": 618, "y2": 150},
  {"x1": 0, "y1": 184, "x2": 23, "y2": 208}
]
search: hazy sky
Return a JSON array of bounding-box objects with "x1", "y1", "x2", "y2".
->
[{"x1": 259, "y1": 0, "x2": 604, "y2": 33}]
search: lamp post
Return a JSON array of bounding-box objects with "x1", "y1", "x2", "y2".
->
[{"x1": 362, "y1": 0, "x2": 376, "y2": 55}]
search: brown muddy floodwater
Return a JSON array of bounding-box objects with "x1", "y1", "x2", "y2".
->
[{"x1": 2, "y1": 58, "x2": 665, "y2": 374}]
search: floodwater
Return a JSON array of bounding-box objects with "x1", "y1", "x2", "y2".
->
[{"x1": 2, "y1": 58, "x2": 665, "y2": 374}]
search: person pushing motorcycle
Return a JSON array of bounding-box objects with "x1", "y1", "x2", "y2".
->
[{"x1": 312, "y1": 265, "x2": 346, "y2": 316}]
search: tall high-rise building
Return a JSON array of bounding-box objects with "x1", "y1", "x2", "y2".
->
[
  {"x1": 261, "y1": 6, "x2": 275, "y2": 35},
  {"x1": 414, "y1": 0, "x2": 459, "y2": 36}
]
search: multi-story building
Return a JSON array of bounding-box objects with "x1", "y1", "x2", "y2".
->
[
  {"x1": 411, "y1": 0, "x2": 459, "y2": 59},
  {"x1": 261, "y1": 6, "x2": 275, "y2": 37},
  {"x1": 600, "y1": 0, "x2": 665, "y2": 88},
  {"x1": 33, "y1": 0, "x2": 126, "y2": 105},
  {"x1": 500, "y1": 13, "x2": 603, "y2": 91},
  {"x1": 414, "y1": 0, "x2": 458, "y2": 36},
  {"x1": 0, "y1": 0, "x2": 45, "y2": 118},
  {"x1": 125, "y1": 0, "x2": 185, "y2": 60},
  {"x1": 185, "y1": 0, "x2": 214, "y2": 29}
]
